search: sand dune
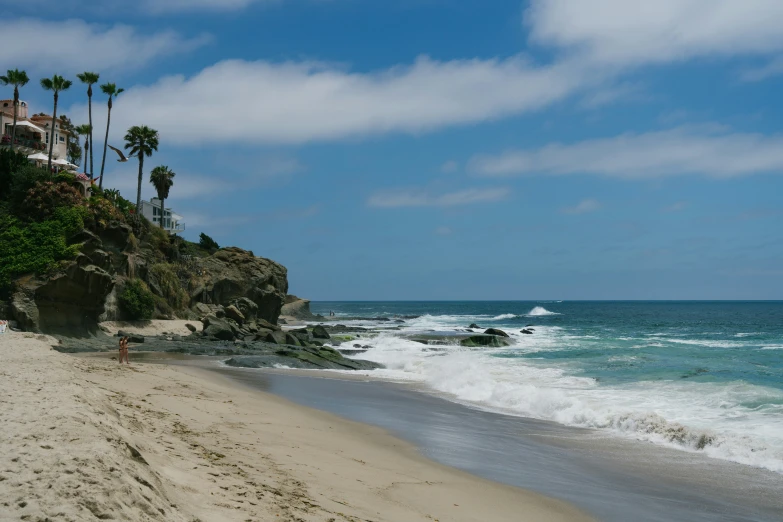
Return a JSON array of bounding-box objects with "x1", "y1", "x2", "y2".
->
[{"x1": 0, "y1": 331, "x2": 593, "y2": 521}]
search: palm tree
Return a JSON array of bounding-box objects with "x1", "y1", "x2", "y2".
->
[
  {"x1": 75, "y1": 124, "x2": 92, "y2": 174},
  {"x1": 0, "y1": 69, "x2": 30, "y2": 152},
  {"x1": 40, "y1": 75, "x2": 73, "y2": 172},
  {"x1": 124, "y1": 125, "x2": 159, "y2": 227},
  {"x1": 76, "y1": 72, "x2": 99, "y2": 179},
  {"x1": 149, "y1": 166, "x2": 176, "y2": 229},
  {"x1": 98, "y1": 83, "x2": 124, "y2": 188}
]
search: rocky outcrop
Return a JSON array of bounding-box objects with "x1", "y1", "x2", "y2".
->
[
  {"x1": 11, "y1": 260, "x2": 115, "y2": 334},
  {"x1": 190, "y1": 248, "x2": 288, "y2": 324},
  {"x1": 484, "y1": 328, "x2": 509, "y2": 338},
  {"x1": 280, "y1": 295, "x2": 320, "y2": 320}
]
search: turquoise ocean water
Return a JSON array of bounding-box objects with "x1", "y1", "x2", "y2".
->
[{"x1": 310, "y1": 301, "x2": 783, "y2": 473}]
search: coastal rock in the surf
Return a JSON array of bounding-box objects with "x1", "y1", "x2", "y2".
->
[
  {"x1": 202, "y1": 314, "x2": 238, "y2": 341},
  {"x1": 312, "y1": 325, "x2": 331, "y2": 339},
  {"x1": 484, "y1": 328, "x2": 509, "y2": 337},
  {"x1": 468, "y1": 323, "x2": 481, "y2": 329},
  {"x1": 460, "y1": 335, "x2": 512, "y2": 348},
  {"x1": 280, "y1": 294, "x2": 321, "y2": 320},
  {"x1": 521, "y1": 329, "x2": 534, "y2": 335},
  {"x1": 224, "y1": 345, "x2": 382, "y2": 371}
]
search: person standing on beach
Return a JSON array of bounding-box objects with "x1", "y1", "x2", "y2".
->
[{"x1": 118, "y1": 336, "x2": 130, "y2": 365}]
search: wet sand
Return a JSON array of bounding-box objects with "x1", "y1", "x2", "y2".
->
[{"x1": 142, "y1": 355, "x2": 783, "y2": 522}]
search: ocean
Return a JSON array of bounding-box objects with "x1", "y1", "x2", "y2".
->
[{"x1": 309, "y1": 301, "x2": 783, "y2": 475}]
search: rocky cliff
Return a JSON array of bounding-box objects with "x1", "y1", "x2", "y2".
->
[{"x1": 5, "y1": 223, "x2": 289, "y2": 334}]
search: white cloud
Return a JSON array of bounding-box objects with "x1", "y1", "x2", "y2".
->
[
  {"x1": 663, "y1": 202, "x2": 688, "y2": 213},
  {"x1": 143, "y1": 0, "x2": 261, "y2": 13},
  {"x1": 527, "y1": 0, "x2": 783, "y2": 66},
  {"x1": 0, "y1": 19, "x2": 210, "y2": 74},
  {"x1": 740, "y1": 56, "x2": 783, "y2": 82},
  {"x1": 367, "y1": 187, "x2": 509, "y2": 208},
  {"x1": 434, "y1": 226, "x2": 453, "y2": 235},
  {"x1": 562, "y1": 199, "x2": 601, "y2": 215},
  {"x1": 71, "y1": 56, "x2": 588, "y2": 145},
  {"x1": 470, "y1": 125, "x2": 783, "y2": 179},
  {"x1": 440, "y1": 160, "x2": 459, "y2": 173}
]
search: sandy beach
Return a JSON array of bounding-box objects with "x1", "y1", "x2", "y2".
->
[{"x1": 0, "y1": 330, "x2": 593, "y2": 522}]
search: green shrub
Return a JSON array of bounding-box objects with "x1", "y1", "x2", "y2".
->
[
  {"x1": 119, "y1": 279, "x2": 155, "y2": 320},
  {"x1": 17, "y1": 181, "x2": 85, "y2": 221},
  {"x1": 199, "y1": 232, "x2": 219, "y2": 253},
  {"x1": 0, "y1": 207, "x2": 85, "y2": 294}
]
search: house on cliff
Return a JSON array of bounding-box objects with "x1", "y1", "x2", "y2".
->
[
  {"x1": 0, "y1": 99, "x2": 71, "y2": 161},
  {"x1": 140, "y1": 198, "x2": 185, "y2": 235}
]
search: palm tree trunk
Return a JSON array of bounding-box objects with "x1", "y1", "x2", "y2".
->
[
  {"x1": 160, "y1": 196, "x2": 165, "y2": 229},
  {"x1": 10, "y1": 87, "x2": 19, "y2": 152},
  {"x1": 47, "y1": 92, "x2": 58, "y2": 173},
  {"x1": 87, "y1": 88, "x2": 94, "y2": 179},
  {"x1": 99, "y1": 98, "x2": 112, "y2": 189},
  {"x1": 136, "y1": 154, "x2": 144, "y2": 228},
  {"x1": 83, "y1": 139, "x2": 89, "y2": 174}
]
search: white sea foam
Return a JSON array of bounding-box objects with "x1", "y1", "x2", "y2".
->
[
  {"x1": 526, "y1": 306, "x2": 561, "y2": 317},
  {"x1": 491, "y1": 313, "x2": 517, "y2": 320},
  {"x1": 345, "y1": 318, "x2": 783, "y2": 475}
]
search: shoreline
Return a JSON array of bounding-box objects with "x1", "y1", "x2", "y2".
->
[
  {"x1": 77, "y1": 350, "x2": 783, "y2": 522},
  {"x1": 1, "y1": 331, "x2": 593, "y2": 521}
]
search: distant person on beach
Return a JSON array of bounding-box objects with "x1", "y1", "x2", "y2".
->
[
  {"x1": 118, "y1": 336, "x2": 130, "y2": 365},
  {"x1": 0, "y1": 320, "x2": 6, "y2": 334}
]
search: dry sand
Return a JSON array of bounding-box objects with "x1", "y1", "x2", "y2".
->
[
  {"x1": 99, "y1": 320, "x2": 203, "y2": 337},
  {"x1": 0, "y1": 331, "x2": 594, "y2": 521}
]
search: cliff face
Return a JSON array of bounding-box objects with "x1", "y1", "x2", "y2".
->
[
  {"x1": 188, "y1": 247, "x2": 288, "y2": 324},
  {"x1": 6, "y1": 225, "x2": 289, "y2": 334}
]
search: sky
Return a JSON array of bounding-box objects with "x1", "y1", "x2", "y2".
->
[{"x1": 3, "y1": 0, "x2": 783, "y2": 300}]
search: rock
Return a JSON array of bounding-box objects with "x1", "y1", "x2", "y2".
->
[
  {"x1": 284, "y1": 332, "x2": 301, "y2": 347},
  {"x1": 484, "y1": 328, "x2": 509, "y2": 337},
  {"x1": 230, "y1": 297, "x2": 259, "y2": 321},
  {"x1": 11, "y1": 259, "x2": 115, "y2": 333},
  {"x1": 185, "y1": 323, "x2": 197, "y2": 332},
  {"x1": 215, "y1": 306, "x2": 226, "y2": 319},
  {"x1": 394, "y1": 319, "x2": 405, "y2": 323},
  {"x1": 127, "y1": 335, "x2": 144, "y2": 344},
  {"x1": 224, "y1": 305, "x2": 245, "y2": 324},
  {"x1": 469, "y1": 323, "x2": 481, "y2": 329},
  {"x1": 278, "y1": 318, "x2": 288, "y2": 325},
  {"x1": 312, "y1": 325, "x2": 330, "y2": 340},
  {"x1": 256, "y1": 318, "x2": 281, "y2": 331},
  {"x1": 292, "y1": 332, "x2": 311, "y2": 344},
  {"x1": 280, "y1": 294, "x2": 318, "y2": 320},
  {"x1": 264, "y1": 331, "x2": 288, "y2": 345},
  {"x1": 202, "y1": 314, "x2": 236, "y2": 341},
  {"x1": 194, "y1": 303, "x2": 212, "y2": 317},
  {"x1": 194, "y1": 247, "x2": 288, "y2": 324},
  {"x1": 460, "y1": 335, "x2": 511, "y2": 348},
  {"x1": 521, "y1": 329, "x2": 534, "y2": 335}
]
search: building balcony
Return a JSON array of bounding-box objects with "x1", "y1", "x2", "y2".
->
[{"x1": 1, "y1": 134, "x2": 47, "y2": 154}]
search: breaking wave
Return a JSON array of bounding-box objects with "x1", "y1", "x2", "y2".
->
[{"x1": 526, "y1": 306, "x2": 560, "y2": 317}]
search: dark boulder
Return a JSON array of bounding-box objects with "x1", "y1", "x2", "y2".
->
[
  {"x1": 280, "y1": 295, "x2": 318, "y2": 320},
  {"x1": 521, "y1": 329, "x2": 534, "y2": 335},
  {"x1": 469, "y1": 323, "x2": 481, "y2": 329},
  {"x1": 185, "y1": 323, "x2": 197, "y2": 332},
  {"x1": 202, "y1": 314, "x2": 236, "y2": 341},
  {"x1": 484, "y1": 328, "x2": 509, "y2": 337},
  {"x1": 224, "y1": 305, "x2": 246, "y2": 324},
  {"x1": 460, "y1": 335, "x2": 511, "y2": 348},
  {"x1": 312, "y1": 325, "x2": 330, "y2": 340}
]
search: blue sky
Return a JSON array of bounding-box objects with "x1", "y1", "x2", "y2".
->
[{"x1": 4, "y1": 0, "x2": 783, "y2": 299}]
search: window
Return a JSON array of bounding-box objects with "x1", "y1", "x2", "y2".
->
[
  {"x1": 2, "y1": 103, "x2": 7, "y2": 107},
  {"x1": 45, "y1": 133, "x2": 49, "y2": 144},
  {"x1": 59, "y1": 136, "x2": 64, "y2": 143}
]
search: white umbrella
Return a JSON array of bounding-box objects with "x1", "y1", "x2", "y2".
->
[
  {"x1": 27, "y1": 152, "x2": 48, "y2": 161},
  {"x1": 15, "y1": 120, "x2": 46, "y2": 134},
  {"x1": 52, "y1": 158, "x2": 79, "y2": 171}
]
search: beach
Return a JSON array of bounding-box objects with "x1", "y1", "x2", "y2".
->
[{"x1": 0, "y1": 330, "x2": 592, "y2": 522}]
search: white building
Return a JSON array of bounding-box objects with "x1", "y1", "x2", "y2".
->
[
  {"x1": 140, "y1": 198, "x2": 185, "y2": 235},
  {"x1": 0, "y1": 99, "x2": 70, "y2": 160}
]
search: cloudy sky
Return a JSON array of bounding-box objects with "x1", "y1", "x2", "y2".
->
[{"x1": 4, "y1": 0, "x2": 782, "y2": 299}]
